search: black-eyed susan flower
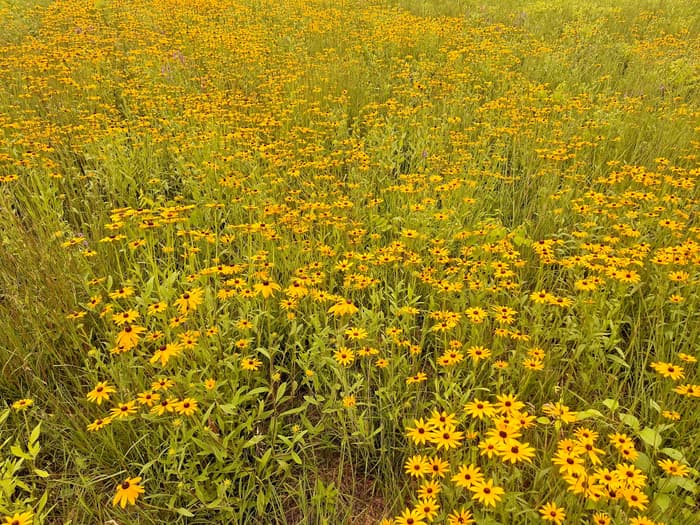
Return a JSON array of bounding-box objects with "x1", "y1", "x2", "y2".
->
[
  {"x1": 657, "y1": 458, "x2": 689, "y2": 477},
  {"x1": 451, "y1": 463, "x2": 483, "y2": 489},
  {"x1": 650, "y1": 361, "x2": 684, "y2": 380},
  {"x1": 406, "y1": 372, "x2": 427, "y2": 384},
  {"x1": 110, "y1": 401, "x2": 137, "y2": 419},
  {"x1": 406, "y1": 418, "x2": 434, "y2": 445},
  {"x1": 447, "y1": 508, "x2": 474, "y2": 525},
  {"x1": 393, "y1": 507, "x2": 426, "y2": 525},
  {"x1": 591, "y1": 512, "x2": 611, "y2": 525},
  {"x1": 413, "y1": 498, "x2": 439, "y2": 521},
  {"x1": 539, "y1": 502, "x2": 566, "y2": 525},
  {"x1": 113, "y1": 477, "x2": 145, "y2": 508},
  {"x1": 469, "y1": 479, "x2": 504, "y2": 507},
  {"x1": 333, "y1": 347, "x2": 355, "y2": 366},
  {"x1": 428, "y1": 424, "x2": 464, "y2": 451},
  {"x1": 87, "y1": 416, "x2": 113, "y2": 432},
  {"x1": 174, "y1": 398, "x2": 199, "y2": 416},
  {"x1": 464, "y1": 399, "x2": 497, "y2": 420},
  {"x1": 241, "y1": 356, "x2": 263, "y2": 371},
  {"x1": 496, "y1": 440, "x2": 536, "y2": 464},
  {"x1": 2, "y1": 511, "x2": 33, "y2": 525},
  {"x1": 404, "y1": 455, "x2": 431, "y2": 478},
  {"x1": 86, "y1": 382, "x2": 116, "y2": 405},
  {"x1": 328, "y1": 298, "x2": 358, "y2": 316},
  {"x1": 11, "y1": 399, "x2": 34, "y2": 411},
  {"x1": 417, "y1": 479, "x2": 441, "y2": 499}
]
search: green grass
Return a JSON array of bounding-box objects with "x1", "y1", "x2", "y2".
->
[{"x1": 0, "y1": 0, "x2": 699, "y2": 523}]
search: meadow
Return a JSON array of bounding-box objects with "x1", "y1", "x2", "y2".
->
[{"x1": 0, "y1": 0, "x2": 699, "y2": 523}]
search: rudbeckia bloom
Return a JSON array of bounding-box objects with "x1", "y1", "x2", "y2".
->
[
  {"x1": 113, "y1": 477, "x2": 145, "y2": 508},
  {"x1": 174, "y1": 287, "x2": 204, "y2": 313},
  {"x1": 2, "y1": 511, "x2": 33, "y2": 525},
  {"x1": 469, "y1": 479, "x2": 505, "y2": 507},
  {"x1": 539, "y1": 502, "x2": 566, "y2": 525},
  {"x1": 87, "y1": 382, "x2": 116, "y2": 405}
]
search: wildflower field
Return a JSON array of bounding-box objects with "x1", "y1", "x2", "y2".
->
[{"x1": 1, "y1": 0, "x2": 699, "y2": 523}]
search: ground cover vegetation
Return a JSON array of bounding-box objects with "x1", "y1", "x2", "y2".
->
[{"x1": 0, "y1": 0, "x2": 699, "y2": 523}]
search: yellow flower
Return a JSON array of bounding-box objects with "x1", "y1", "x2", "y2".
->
[
  {"x1": 496, "y1": 440, "x2": 536, "y2": 464},
  {"x1": 328, "y1": 299, "x2": 359, "y2": 316},
  {"x1": 112, "y1": 477, "x2": 145, "y2": 508},
  {"x1": 112, "y1": 309, "x2": 140, "y2": 326},
  {"x1": 241, "y1": 356, "x2": 263, "y2": 371},
  {"x1": 344, "y1": 327, "x2": 368, "y2": 340},
  {"x1": 151, "y1": 377, "x2": 175, "y2": 391},
  {"x1": 394, "y1": 508, "x2": 426, "y2": 525},
  {"x1": 464, "y1": 399, "x2": 496, "y2": 420},
  {"x1": 11, "y1": 399, "x2": 33, "y2": 411},
  {"x1": 110, "y1": 401, "x2": 137, "y2": 419},
  {"x1": 406, "y1": 372, "x2": 427, "y2": 384},
  {"x1": 539, "y1": 502, "x2": 566, "y2": 525},
  {"x1": 404, "y1": 455, "x2": 431, "y2": 478},
  {"x1": 2, "y1": 511, "x2": 33, "y2": 525},
  {"x1": 115, "y1": 324, "x2": 146, "y2": 351},
  {"x1": 417, "y1": 479, "x2": 441, "y2": 499},
  {"x1": 469, "y1": 479, "x2": 505, "y2": 507},
  {"x1": 657, "y1": 458, "x2": 689, "y2": 477},
  {"x1": 147, "y1": 301, "x2": 168, "y2": 315},
  {"x1": 253, "y1": 280, "x2": 281, "y2": 298},
  {"x1": 174, "y1": 287, "x2": 204, "y2": 314},
  {"x1": 650, "y1": 361, "x2": 684, "y2": 380},
  {"x1": 342, "y1": 395, "x2": 356, "y2": 408},
  {"x1": 447, "y1": 508, "x2": 474, "y2": 525},
  {"x1": 87, "y1": 417, "x2": 113, "y2": 432},
  {"x1": 136, "y1": 390, "x2": 160, "y2": 407},
  {"x1": 174, "y1": 398, "x2": 199, "y2": 416},
  {"x1": 451, "y1": 463, "x2": 484, "y2": 489},
  {"x1": 413, "y1": 497, "x2": 439, "y2": 521},
  {"x1": 467, "y1": 345, "x2": 491, "y2": 362},
  {"x1": 333, "y1": 347, "x2": 355, "y2": 367},
  {"x1": 428, "y1": 424, "x2": 464, "y2": 451},
  {"x1": 591, "y1": 512, "x2": 611, "y2": 525},
  {"x1": 87, "y1": 382, "x2": 116, "y2": 405},
  {"x1": 406, "y1": 418, "x2": 435, "y2": 445},
  {"x1": 678, "y1": 353, "x2": 697, "y2": 363}
]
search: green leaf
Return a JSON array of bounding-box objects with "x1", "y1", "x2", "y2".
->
[
  {"x1": 653, "y1": 493, "x2": 671, "y2": 512},
  {"x1": 176, "y1": 508, "x2": 195, "y2": 517},
  {"x1": 602, "y1": 398, "x2": 619, "y2": 411},
  {"x1": 256, "y1": 490, "x2": 268, "y2": 514},
  {"x1": 257, "y1": 448, "x2": 272, "y2": 470},
  {"x1": 243, "y1": 435, "x2": 265, "y2": 449},
  {"x1": 666, "y1": 477, "x2": 698, "y2": 495},
  {"x1": 635, "y1": 452, "x2": 652, "y2": 472},
  {"x1": 619, "y1": 413, "x2": 640, "y2": 431},
  {"x1": 29, "y1": 422, "x2": 41, "y2": 446},
  {"x1": 37, "y1": 491, "x2": 49, "y2": 512},
  {"x1": 10, "y1": 445, "x2": 32, "y2": 460},
  {"x1": 607, "y1": 353, "x2": 630, "y2": 368},
  {"x1": 576, "y1": 409, "x2": 603, "y2": 420},
  {"x1": 33, "y1": 468, "x2": 50, "y2": 478},
  {"x1": 660, "y1": 448, "x2": 685, "y2": 461},
  {"x1": 275, "y1": 382, "x2": 287, "y2": 404},
  {"x1": 639, "y1": 427, "x2": 662, "y2": 449}
]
